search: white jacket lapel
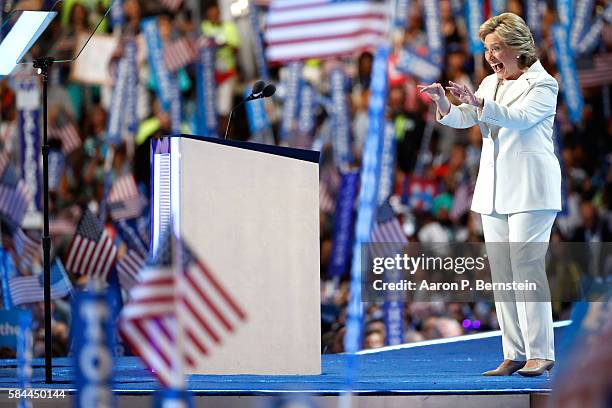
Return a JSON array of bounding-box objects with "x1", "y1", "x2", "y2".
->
[{"x1": 499, "y1": 60, "x2": 545, "y2": 106}]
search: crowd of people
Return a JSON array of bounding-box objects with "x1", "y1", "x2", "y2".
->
[{"x1": 0, "y1": 0, "x2": 609, "y2": 357}]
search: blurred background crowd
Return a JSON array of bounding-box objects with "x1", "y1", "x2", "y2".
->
[{"x1": 0, "y1": 0, "x2": 610, "y2": 358}]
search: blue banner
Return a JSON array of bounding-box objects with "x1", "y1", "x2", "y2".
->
[
  {"x1": 329, "y1": 68, "x2": 352, "y2": 169},
  {"x1": 570, "y1": 0, "x2": 594, "y2": 51},
  {"x1": 490, "y1": 0, "x2": 507, "y2": 16},
  {"x1": 380, "y1": 121, "x2": 402, "y2": 346},
  {"x1": 297, "y1": 83, "x2": 315, "y2": 138},
  {"x1": 422, "y1": 0, "x2": 444, "y2": 64},
  {"x1": 384, "y1": 300, "x2": 403, "y2": 346},
  {"x1": 451, "y1": 0, "x2": 463, "y2": 18},
  {"x1": 142, "y1": 18, "x2": 172, "y2": 112},
  {"x1": 551, "y1": 24, "x2": 584, "y2": 124},
  {"x1": 195, "y1": 42, "x2": 218, "y2": 137},
  {"x1": 396, "y1": 48, "x2": 442, "y2": 83},
  {"x1": 72, "y1": 290, "x2": 115, "y2": 408},
  {"x1": 556, "y1": 0, "x2": 573, "y2": 28},
  {"x1": 48, "y1": 148, "x2": 64, "y2": 192},
  {"x1": 16, "y1": 310, "x2": 32, "y2": 407},
  {"x1": 573, "y1": 3, "x2": 612, "y2": 55},
  {"x1": 393, "y1": 0, "x2": 411, "y2": 29},
  {"x1": 170, "y1": 75, "x2": 182, "y2": 134},
  {"x1": 345, "y1": 45, "x2": 389, "y2": 364},
  {"x1": 0, "y1": 309, "x2": 29, "y2": 348},
  {"x1": 16, "y1": 78, "x2": 41, "y2": 213},
  {"x1": 465, "y1": 0, "x2": 484, "y2": 54},
  {"x1": 107, "y1": 48, "x2": 130, "y2": 146},
  {"x1": 0, "y1": 248, "x2": 15, "y2": 309},
  {"x1": 110, "y1": 0, "x2": 124, "y2": 29},
  {"x1": 280, "y1": 62, "x2": 303, "y2": 143},
  {"x1": 244, "y1": 87, "x2": 273, "y2": 144},
  {"x1": 378, "y1": 122, "x2": 397, "y2": 204},
  {"x1": 124, "y1": 40, "x2": 139, "y2": 136},
  {"x1": 248, "y1": 3, "x2": 270, "y2": 82},
  {"x1": 525, "y1": 0, "x2": 542, "y2": 41},
  {"x1": 328, "y1": 171, "x2": 359, "y2": 279}
]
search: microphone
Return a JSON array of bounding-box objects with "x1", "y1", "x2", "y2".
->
[
  {"x1": 261, "y1": 84, "x2": 276, "y2": 98},
  {"x1": 249, "y1": 80, "x2": 265, "y2": 99},
  {"x1": 224, "y1": 81, "x2": 276, "y2": 139}
]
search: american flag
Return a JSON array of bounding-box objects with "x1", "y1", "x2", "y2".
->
[
  {"x1": 8, "y1": 259, "x2": 72, "y2": 306},
  {"x1": 578, "y1": 53, "x2": 612, "y2": 87},
  {"x1": 161, "y1": 0, "x2": 183, "y2": 12},
  {"x1": 0, "y1": 175, "x2": 31, "y2": 226},
  {"x1": 370, "y1": 199, "x2": 407, "y2": 259},
  {"x1": 117, "y1": 248, "x2": 145, "y2": 292},
  {"x1": 119, "y1": 234, "x2": 247, "y2": 387},
  {"x1": 65, "y1": 209, "x2": 117, "y2": 281},
  {"x1": 1, "y1": 220, "x2": 40, "y2": 272},
  {"x1": 49, "y1": 121, "x2": 81, "y2": 155},
  {"x1": 163, "y1": 37, "x2": 198, "y2": 73},
  {"x1": 108, "y1": 174, "x2": 144, "y2": 221},
  {"x1": 264, "y1": 0, "x2": 388, "y2": 63}
]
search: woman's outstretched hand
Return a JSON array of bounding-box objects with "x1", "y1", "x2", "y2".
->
[
  {"x1": 445, "y1": 81, "x2": 483, "y2": 108},
  {"x1": 417, "y1": 83, "x2": 451, "y2": 116}
]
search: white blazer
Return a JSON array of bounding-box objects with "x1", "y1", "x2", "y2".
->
[{"x1": 437, "y1": 60, "x2": 562, "y2": 215}]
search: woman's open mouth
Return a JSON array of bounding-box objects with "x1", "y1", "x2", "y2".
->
[{"x1": 491, "y1": 62, "x2": 504, "y2": 73}]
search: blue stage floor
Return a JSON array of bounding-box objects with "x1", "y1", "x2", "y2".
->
[{"x1": 0, "y1": 323, "x2": 569, "y2": 395}]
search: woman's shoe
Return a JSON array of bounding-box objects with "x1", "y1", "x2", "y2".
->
[
  {"x1": 482, "y1": 359, "x2": 527, "y2": 376},
  {"x1": 517, "y1": 359, "x2": 555, "y2": 377}
]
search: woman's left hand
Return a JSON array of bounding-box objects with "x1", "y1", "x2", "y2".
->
[{"x1": 445, "y1": 81, "x2": 483, "y2": 108}]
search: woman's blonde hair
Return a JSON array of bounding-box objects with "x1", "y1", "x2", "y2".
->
[{"x1": 479, "y1": 13, "x2": 537, "y2": 69}]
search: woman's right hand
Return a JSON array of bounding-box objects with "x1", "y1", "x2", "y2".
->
[{"x1": 417, "y1": 83, "x2": 451, "y2": 116}]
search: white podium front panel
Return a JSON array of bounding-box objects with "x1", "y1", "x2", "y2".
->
[{"x1": 152, "y1": 136, "x2": 321, "y2": 375}]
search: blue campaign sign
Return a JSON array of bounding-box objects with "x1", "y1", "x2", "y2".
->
[
  {"x1": 0, "y1": 309, "x2": 31, "y2": 349},
  {"x1": 551, "y1": 24, "x2": 584, "y2": 124},
  {"x1": 72, "y1": 290, "x2": 115, "y2": 408}
]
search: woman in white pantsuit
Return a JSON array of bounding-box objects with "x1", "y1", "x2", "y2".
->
[{"x1": 419, "y1": 13, "x2": 560, "y2": 377}]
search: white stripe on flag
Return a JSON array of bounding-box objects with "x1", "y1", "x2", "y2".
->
[{"x1": 265, "y1": 0, "x2": 388, "y2": 63}]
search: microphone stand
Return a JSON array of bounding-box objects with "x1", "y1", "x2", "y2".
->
[
  {"x1": 224, "y1": 95, "x2": 258, "y2": 140},
  {"x1": 33, "y1": 56, "x2": 54, "y2": 384},
  {"x1": 25, "y1": 0, "x2": 118, "y2": 384}
]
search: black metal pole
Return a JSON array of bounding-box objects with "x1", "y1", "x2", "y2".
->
[{"x1": 33, "y1": 56, "x2": 54, "y2": 384}]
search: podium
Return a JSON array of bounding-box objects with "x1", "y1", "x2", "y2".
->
[{"x1": 150, "y1": 135, "x2": 321, "y2": 375}]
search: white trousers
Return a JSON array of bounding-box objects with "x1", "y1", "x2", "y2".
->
[{"x1": 481, "y1": 210, "x2": 557, "y2": 361}]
